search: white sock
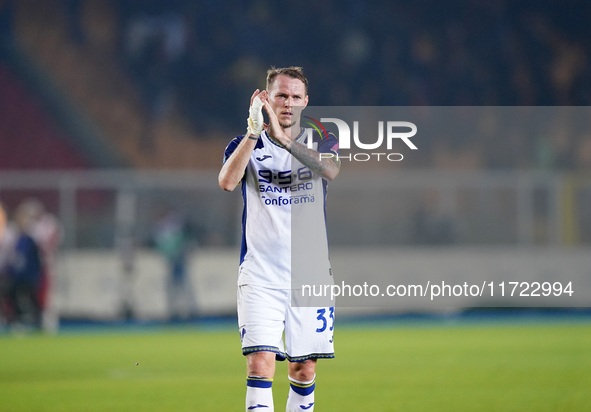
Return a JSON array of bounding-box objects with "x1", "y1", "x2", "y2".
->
[
  {"x1": 286, "y1": 375, "x2": 315, "y2": 411},
  {"x1": 246, "y1": 376, "x2": 274, "y2": 411}
]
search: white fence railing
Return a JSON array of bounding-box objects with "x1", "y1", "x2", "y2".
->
[{"x1": 0, "y1": 169, "x2": 590, "y2": 248}]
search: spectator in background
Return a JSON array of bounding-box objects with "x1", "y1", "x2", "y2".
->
[
  {"x1": 3, "y1": 201, "x2": 44, "y2": 331},
  {"x1": 25, "y1": 199, "x2": 63, "y2": 333},
  {"x1": 152, "y1": 206, "x2": 196, "y2": 320}
]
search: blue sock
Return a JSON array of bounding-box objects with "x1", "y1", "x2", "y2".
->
[
  {"x1": 286, "y1": 375, "x2": 315, "y2": 411},
  {"x1": 246, "y1": 376, "x2": 274, "y2": 411}
]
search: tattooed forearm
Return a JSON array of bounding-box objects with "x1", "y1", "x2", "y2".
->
[{"x1": 285, "y1": 140, "x2": 340, "y2": 179}]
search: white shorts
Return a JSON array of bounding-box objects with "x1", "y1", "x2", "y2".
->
[{"x1": 237, "y1": 284, "x2": 335, "y2": 362}]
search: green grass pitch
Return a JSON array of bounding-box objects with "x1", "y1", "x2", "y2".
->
[{"x1": 0, "y1": 321, "x2": 589, "y2": 411}]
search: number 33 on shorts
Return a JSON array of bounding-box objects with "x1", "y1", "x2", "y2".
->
[{"x1": 316, "y1": 307, "x2": 334, "y2": 342}]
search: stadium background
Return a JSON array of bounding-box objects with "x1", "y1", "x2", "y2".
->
[{"x1": 0, "y1": 1, "x2": 590, "y2": 411}]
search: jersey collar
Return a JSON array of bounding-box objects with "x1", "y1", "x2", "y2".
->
[{"x1": 263, "y1": 128, "x2": 306, "y2": 148}]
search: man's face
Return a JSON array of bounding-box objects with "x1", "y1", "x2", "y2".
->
[{"x1": 267, "y1": 75, "x2": 309, "y2": 129}]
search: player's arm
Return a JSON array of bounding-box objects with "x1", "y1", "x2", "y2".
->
[
  {"x1": 262, "y1": 100, "x2": 340, "y2": 181},
  {"x1": 218, "y1": 90, "x2": 268, "y2": 191},
  {"x1": 284, "y1": 138, "x2": 340, "y2": 181},
  {"x1": 218, "y1": 136, "x2": 257, "y2": 191}
]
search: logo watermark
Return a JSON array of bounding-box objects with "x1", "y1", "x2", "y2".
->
[{"x1": 305, "y1": 116, "x2": 418, "y2": 162}]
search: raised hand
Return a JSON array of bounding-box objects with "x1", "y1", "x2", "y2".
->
[
  {"x1": 262, "y1": 100, "x2": 288, "y2": 147},
  {"x1": 247, "y1": 94, "x2": 264, "y2": 138},
  {"x1": 251, "y1": 89, "x2": 268, "y2": 106}
]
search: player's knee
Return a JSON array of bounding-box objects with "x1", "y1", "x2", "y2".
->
[
  {"x1": 292, "y1": 370, "x2": 315, "y2": 382},
  {"x1": 246, "y1": 351, "x2": 275, "y2": 377},
  {"x1": 289, "y1": 359, "x2": 317, "y2": 382}
]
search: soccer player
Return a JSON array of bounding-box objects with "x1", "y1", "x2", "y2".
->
[{"x1": 219, "y1": 67, "x2": 340, "y2": 412}]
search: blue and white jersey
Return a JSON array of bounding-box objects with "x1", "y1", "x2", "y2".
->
[{"x1": 224, "y1": 128, "x2": 339, "y2": 289}]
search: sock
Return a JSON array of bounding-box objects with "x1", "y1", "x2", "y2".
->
[
  {"x1": 286, "y1": 375, "x2": 315, "y2": 411},
  {"x1": 246, "y1": 376, "x2": 274, "y2": 411}
]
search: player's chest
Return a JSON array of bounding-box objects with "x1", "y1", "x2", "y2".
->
[{"x1": 251, "y1": 142, "x2": 293, "y2": 171}]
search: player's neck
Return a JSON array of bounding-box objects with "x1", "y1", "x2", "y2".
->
[{"x1": 282, "y1": 119, "x2": 302, "y2": 141}]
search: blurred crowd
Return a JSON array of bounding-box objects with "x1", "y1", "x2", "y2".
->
[
  {"x1": 0, "y1": 199, "x2": 62, "y2": 333},
  {"x1": 81, "y1": 0, "x2": 591, "y2": 169},
  {"x1": 111, "y1": 0, "x2": 591, "y2": 126},
  {"x1": 2, "y1": 0, "x2": 590, "y2": 170}
]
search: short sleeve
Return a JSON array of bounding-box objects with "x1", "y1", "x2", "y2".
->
[{"x1": 223, "y1": 135, "x2": 245, "y2": 164}]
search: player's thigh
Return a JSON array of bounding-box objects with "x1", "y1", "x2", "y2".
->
[
  {"x1": 237, "y1": 285, "x2": 288, "y2": 354},
  {"x1": 285, "y1": 305, "x2": 335, "y2": 360}
]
